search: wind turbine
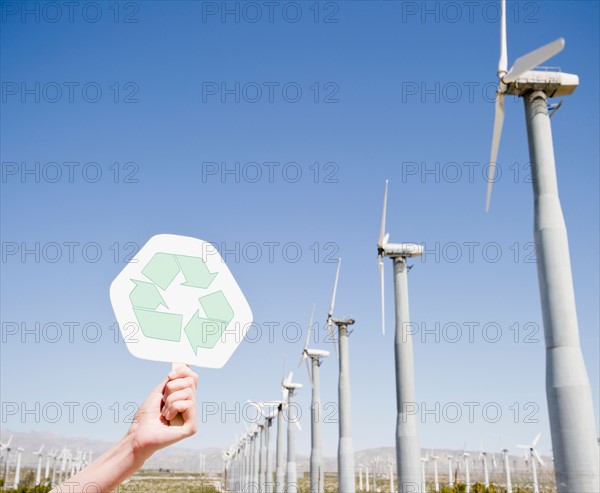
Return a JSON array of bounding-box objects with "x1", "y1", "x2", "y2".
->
[
  {"x1": 462, "y1": 452, "x2": 471, "y2": 493},
  {"x1": 264, "y1": 407, "x2": 277, "y2": 493},
  {"x1": 33, "y1": 445, "x2": 45, "y2": 485},
  {"x1": 12, "y1": 446, "x2": 24, "y2": 489},
  {"x1": 365, "y1": 464, "x2": 370, "y2": 492},
  {"x1": 274, "y1": 398, "x2": 286, "y2": 493},
  {"x1": 44, "y1": 448, "x2": 55, "y2": 483},
  {"x1": 446, "y1": 455, "x2": 453, "y2": 488},
  {"x1": 430, "y1": 452, "x2": 439, "y2": 493},
  {"x1": 486, "y1": 1, "x2": 599, "y2": 491},
  {"x1": 479, "y1": 449, "x2": 490, "y2": 489},
  {"x1": 300, "y1": 303, "x2": 330, "y2": 493},
  {"x1": 502, "y1": 448, "x2": 513, "y2": 493},
  {"x1": 377, "y1": 180, "x2": 423, "y2": 492},
  {"x1": 326, "y1": 258, "x2": 356, "y2": 493},
  {"x1": 359, "y1": 463, "x2": 364, "y2": 491},
  {"x1": 517, "y1": 433, "x2": 545, "y2": 493},
  {"x1": 1, "y1": 435, "x2": 13, "y2": 485},
  {"x1": 282, "y1": 372, "x2": 302, "y2": 493},
  {"x1": 420, "y1": 454, "x2": 428, "y2": 492},
  {"x1": 388, "y1": 459, "x2": 395, "y2": 493},
  {"x1": 257, "y1": 422, "x2": 266, "y2": 493}
]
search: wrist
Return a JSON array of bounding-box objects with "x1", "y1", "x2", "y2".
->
[{"x1": 124, "y1": 431, "x2": 154, "y2": 468}]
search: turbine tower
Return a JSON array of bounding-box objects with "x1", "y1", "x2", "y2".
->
[
  {"x1": 12, "y1": 446, "x2": 24, "y2": 489},
  {"x1": 479, "y1": 450, "x2": 490, "y2": 489},
  {"x1": 326, "y1": 258, "x2": 356, "y2": 493},
  {"x1": 446, "y1": 455, "x2": 453, "y2": 488},
  {"x1": 463, "y1": 452, "x2": 471, "y2": 493},
  {"x1": 33, "y1": 445, "x2": 44, "y2": 486},
  {"x1": 1, "y1": 435, "x2": 13, "y2": 485},
  {"x1": 486, "y1": 2, "x2": 599, "y2": 491},
  {"x1": 275, "y1": 400, "x2": 286, "y2": 493},
  {"x1": 300, "y1": 304, "x2": 330, "y2": 493},
  {"x1": 502, "y1": 448, "x2": 513, "y2": 493},
  {"x1": 430, "y1": 452, "x2": 439, "y2": 493},
  {"x1": 282, "y1": 372, "x2": 302, "y2": 493},
  {"x1": 377, "y1": 180, "x2": 423, "y2": 492},
  {"x1": 264, "y1": 407, "x2": 276, "y2": 493}
]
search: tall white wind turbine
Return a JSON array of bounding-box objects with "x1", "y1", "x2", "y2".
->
[
  {"x1": 282, "y1": 372, "x2": 302, "y2": 493},
  {"x1": 299, "y1": 303, "x2": 329, "y2": 493},
  {"x1": 326, "y1": 258, "x2": 356, "y2": 493},
  {"x1": 486, "y1": 2, "x2": 599, "y2": 491},
  {"x1": 377, "y1": 180, "x2": 423, "y2": 492}
]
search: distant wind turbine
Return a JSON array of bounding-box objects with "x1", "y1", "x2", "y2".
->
[
  {"x1": 517, "y1": 433, "x2": 545, "y2": 493},
  {"x1": 502, "y1": 448, "x2": 513, "y2": 493},
  {"x1": 12, "y1": 446, "x2": 24, "y2": 489},
  {"x1": 282, "y1": 372, "x2": 302, "y2": 493},
  {"x1": 33, "y1": 445, "x2": 44, "y2": 485}
]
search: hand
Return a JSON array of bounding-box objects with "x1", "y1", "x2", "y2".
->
[{"x1": 127, "y1": 366, "x2": 198, "y2": 462}]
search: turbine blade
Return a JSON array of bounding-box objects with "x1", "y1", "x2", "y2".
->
[
  {"x1": 532, "y1": 433, "x2": 541, "y2": 447},
  {"x1": 379, "y1": 256, "x2": 385, "y2": 335},
  {"x1": 486, "y1": 86, "x2": 505, "y2": 211},
  {"x1": 533, "y1": 449, "x2": 545, "y2": 467},
  {"x1": 327, "y1": 320, "x2": 339, "y2": 359},
  {"x1": 504, "y1": 38, "x2": 565, "y2": 83},
  {"x1": 378, "y1": 180, "x2": 389, "y2": 248},
  {"x1": 297, "y1": 351, "x2": 306, "y2": 368},
  {"x1": 328, "y1": 258, "x2": 341, "y2": 319},
  {"x1": 498, "y1": 0, "x2": 508, "y2": 75},
  {"x1": 305, "y1": 357, "x2": 313, "y2": 385},
  {"x1": 304, "y1": 303, "x2": 315, "y2": 350}
]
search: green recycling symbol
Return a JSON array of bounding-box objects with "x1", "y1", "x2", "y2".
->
[{"x1": 128, "y1": 252, "x2": 234, "y2": 353}]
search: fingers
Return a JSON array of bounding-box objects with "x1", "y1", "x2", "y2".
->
[
  {"x1": 162, "y1": 388, "x2": 194, "y2": 420},
  {"x1": 161, "y1": 367, "x2": 198, "y2": 434},
  {"x1": 163, "y1": 376, "x2": 196, "y2": 395}
]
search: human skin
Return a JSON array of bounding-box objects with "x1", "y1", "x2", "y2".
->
[{"x1": 49, "y1": 366, "x2": 198, "y2": 492}]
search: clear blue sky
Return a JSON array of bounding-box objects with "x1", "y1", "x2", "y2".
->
[{"x1": 1, "y1": 1, "x2": 598, "y2": 459}]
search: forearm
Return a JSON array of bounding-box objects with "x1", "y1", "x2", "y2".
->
[{"x1": 49, "y1": 433, "x2": 149, "y2": 492}]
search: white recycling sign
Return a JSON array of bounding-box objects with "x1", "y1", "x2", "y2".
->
[{"x1": 110, "y1": 234, "x2": 253, "y2": 368}]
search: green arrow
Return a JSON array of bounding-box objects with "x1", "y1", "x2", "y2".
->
[
  {"x1": 198, "y1": 291, "x2": 234, "y2": 322},
  {"x1": 175, "y1": 255, "x2": 217, "y2": 289},
  {"x1": 133, "y1": 308, "x2": 182, "y2": 342},
  {"x1": 184, "y1": 311, "x2": 228, "y2": 352},
  {"x1": 142, "y1": 253, "x2": 181, "y2": 290},
  {"x1": 129, "y1": 280, "x2": 168, "y2": 310}
]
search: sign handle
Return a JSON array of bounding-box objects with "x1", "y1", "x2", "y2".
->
[{"x1": 169, "y1": 362, "x2": 188, "y2": 426}]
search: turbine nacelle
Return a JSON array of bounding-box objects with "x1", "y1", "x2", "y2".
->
[
  {"x1": 306, "y1": 348, "x2": 330, "y2": 358},
  {"x1": 381, "y1": 242, "x2": 424, "y2": 258},
  {"x1": 282, "y1": 382, "x2": 303, "y2": 391},
  {"x1": 504, "y1": 70, "x2": 579, "y2": 97}
]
